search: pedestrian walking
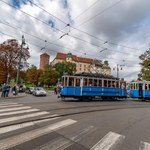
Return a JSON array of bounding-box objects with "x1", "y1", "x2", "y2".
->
[{"x1": 12, "y1": 85, "x2": 17, "y2": 96}]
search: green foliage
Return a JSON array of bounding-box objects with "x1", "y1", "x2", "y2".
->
[
  {"x1": 39, "y1": 65, "x2": 59, "y2": 86},
  {"x1": 104, "y1": 60, "x2": 109, "y2": 65},
  {"x1": 139, "y1": 51, "x2": 150, "y2": 81},
  {"x1": 54, "y1": 61, "x2": 76, "y2": 77},
  {"x1": 26, "y1": 65, "x2": 43, "y2": 86}
]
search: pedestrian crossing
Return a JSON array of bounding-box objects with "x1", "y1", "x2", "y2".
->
[{"x1": 0, "y1": 102, "x2": 150, "y2": 150}]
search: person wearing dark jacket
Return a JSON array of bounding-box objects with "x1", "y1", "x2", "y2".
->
[
  {"x1": 5, "y1": 85, "x2": 11, "y2": 97},
  {"x1": 1, "y1": 83, "x2": 7, "y2": 98}
]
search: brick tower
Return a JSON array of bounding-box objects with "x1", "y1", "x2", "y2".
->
[{"x1": 39, "y1": 53, "x2": 50, "y2": 70}]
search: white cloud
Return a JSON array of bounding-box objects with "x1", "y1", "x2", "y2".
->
[{"x1": 0, "y1": 0, "x2": 150, "y2": 81}]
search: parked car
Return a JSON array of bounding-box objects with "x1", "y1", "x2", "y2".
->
[
  {"x1": 32, "y1": 87, "x2": 46, "y2": 96},
  {"x1": 25, "y1": 87, "x2": 34, "y2": 94},
  {"x1": 19, "y1": 85, "x2": 25, "y2": 93}
]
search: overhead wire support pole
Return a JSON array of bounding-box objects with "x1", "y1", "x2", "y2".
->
[{"x1": 16, "y1": 35, "x2": 25, "y2": 85}]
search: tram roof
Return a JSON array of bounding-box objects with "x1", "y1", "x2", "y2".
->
[
  {"x1": 130, "y1": 80, "x2": 150, "y2": 84},
  {"x1": 63, "y1": 72, "x2": 120, "y2": 80}
]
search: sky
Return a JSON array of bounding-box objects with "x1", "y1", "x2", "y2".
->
[{"x1": 0, "y1": 0, "x2": 150, "y2": 81}]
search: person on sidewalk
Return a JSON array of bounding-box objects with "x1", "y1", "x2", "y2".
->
[
  {"x1": 12, "y1": 85, "x2": 17, "y2": 96},
  {"x1": 1, "y1": 83, "x2": 7, "y2": 98},
  {"x1": 5, "y1": 84, "x2": 11, "y2": 97}
]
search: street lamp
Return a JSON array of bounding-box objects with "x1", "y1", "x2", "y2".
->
[
  {"x1": 16, "y1": 35, "x2": 26, "y2": 85},
  {"x1": 113, "y1": 64, "x2": 125, "y2": 78}
]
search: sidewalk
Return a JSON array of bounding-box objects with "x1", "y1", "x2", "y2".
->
[{"x1": 0, "y1": 92, "x2": 26, "y2": 99}]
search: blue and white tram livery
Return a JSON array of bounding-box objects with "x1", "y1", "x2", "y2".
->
[
  {"x1": 60, "y1": 73, "x2": 127, "y2": 100},
  {"x1": 130, "y1": 81, "x2": 150, "y2": 100}
]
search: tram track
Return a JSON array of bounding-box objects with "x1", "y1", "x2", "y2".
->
[{"x1": 1, "y1": 104, "x2": 150, "y2": 128}]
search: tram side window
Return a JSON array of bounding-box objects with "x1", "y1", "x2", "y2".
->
[
  {"x1": 76, "y1": 78, "x2": 80, "y2": 86},
  {"x1": 98, "y1": 80, "x2": 102, "y2": 87},
  {"x1": 94, "y1": 79, "x2": 97, "y2": 86},
  {"x1": 89, "y1": 79, "x2": 93, "y2": 86},
  {"x1": 116, "y1": 81, "x2": 119, "y2": 88},
  {"x1": 135, "y1": 84, "x2": 139, "y2": 89},
  {"x1": 68, "y1": 77, "x2": 74, "y2": 86},
  {"x1": 145, "y1": 84, "x2": 149, "y2": 90},
  {"x1": 64, "y1": 77, "x2": 68, "y2": 86},
  {"x1": 130, "y1": 84, "x2": 133, "y2": 89},
  {"x1": 104, "y1": 80, "x2": 107, "y2": 87},
  {"x1": 112, "y1": 81, "x2": 116, "y2": 87},
  {"x1": 108, "y1": 80, "x2": 111, "y2": 87},
  {"x1": 83, "y1": 78, "x2": 88, "y2": 86}
]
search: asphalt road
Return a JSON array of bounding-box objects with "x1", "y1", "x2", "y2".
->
[{"x1": 1, "y1": 93, "x2": 150, "y2": 150}]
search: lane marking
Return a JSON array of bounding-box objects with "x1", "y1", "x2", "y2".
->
[
  {"x1": 0, "y1": 114, "x2": 60, "y2": 134},
  {"x1": 37, "y1": 126, "x2": 96, "y2": 150},
  {"x1": 90, "y1": 132, "x2": 125, "y2": 150},
  {"x1": 0, "y1": 111, "x2": 49, "y2": 124},
  {"x1": 0, "y1": 119, "x2": 77, "y2": 150},
  {"x1": 0, "y1": 106, "x2": 31, "y2": 113},
  {"x1": 35, "y1": 137, "x2": 70, "y2": 150},
  {"x1": 0, "y1": 109, "x2": 40, "y2": 117},
  {"x1": 0, "y1": 104, "x2": 23, "y2": 108},
  {"x1": 139, "y1": 141, "x2": 150, "y2": 150},
  {"x1": 0, "y1": 103, "x2": 18, "y2": 106}
]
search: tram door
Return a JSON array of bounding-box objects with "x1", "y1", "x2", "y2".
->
[{"x1": 139, "y1": 83, "x2": 143, "y2": 97}]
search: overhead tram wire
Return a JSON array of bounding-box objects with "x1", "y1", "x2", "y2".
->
[
  {"x1": 0, "y1": 21, "x2": 140, "y2": 58},
  {"x1": 72, "y1": 0, "x2": 102, "y2": 21},
  {"x1": 0, "y1": 31, "x2": 139, "y2": 66},
  {"x1": 0, "y1": 22, "x2": 141, "y2": 62},
  {"x1": 0, "y1": 29, "x2": 137, "y2": 64},
  {"x1": 0, "y1": 0, "x2": 108, "y2": 49},
  {"x1": 16, "y1": 0, "x2": 139, "y2": 51}
]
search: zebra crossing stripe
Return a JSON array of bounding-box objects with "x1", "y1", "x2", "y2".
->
[
  {"x1": 0, "y1": 103, "x2": 18, "y2": 106},
  {"x1": 0, "y1": 108, "x2": 40, "y2": 117},
  {"x1": 0, "y1": 111, "x2": 49, "y2": 124},
  {"x1": 0, "y1": 106, "x2": 31, "y2": 113},
  {"x1": 139, "y1": 141, "x2": 150, "y2": 150},
  {"x1": 0, "y1": 104, "x2": 23, "y2": 108},
  {"x1": 90, "y1": 132, "x2": 125, "y2": 150},
  {"x1": 35, "y1": 126, "x2": 96, "y2": 150},
  {"x1": 0, "y1": 119, "x2": 77, "y2": 150},
  {"x1": 0, "y1": 114, "x2": 60, "y2": 134}
]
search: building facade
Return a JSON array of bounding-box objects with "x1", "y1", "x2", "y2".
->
[
  {"x1": 51, "y1": 52, "x2": 111, "y2": 75},
  {"x1": 39, "y1": 53, "x2": 50, "y2": 70}
]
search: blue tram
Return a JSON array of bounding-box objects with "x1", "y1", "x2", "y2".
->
[
  {"x1": 130, "y1": 81, "x2": 150, "y2": 100},
  {"x1": 60, "y1": 73, "x2": 127, "y2": 100}
]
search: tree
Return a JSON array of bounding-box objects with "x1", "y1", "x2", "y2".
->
[
  {"x1": 39, "y1": 65, "x2": 59, "y2": 87},
  {"x1": 54, "y1": 61, "x2": 76, "y2": 77},
  {"x1": 0, "y1": 39, "x2": 30, "y2": 84},
  {"x1": 104, "y1": 60, "x2": 109, "y2": 65},
  {"x1": 139, "y1": 50, "x2": 150, "y2": 80},
  {"x1": 26, "y1": 65, "x2": 43, "y2": 86}
]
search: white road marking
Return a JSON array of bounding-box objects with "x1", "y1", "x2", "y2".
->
[
  {"x1": 0, "y1": 114, "x2": 60, "y2": 134},
  {"x1": 90, "y1": 132, "x2": 125, "y2": 150},
  {"x1": 0, "y1": 103, "x2": 18, "y2": 106},
  {"x1": 0, "y1": 104, "x2": 23, "y2": 108},
  {"x1": 0, "y1": 119, "x2": 77, "y2": 150},
  {"x1": 36, "y1": 126, "x2": 96, "y2": 150},
  {"x1": 0, "y1": 106, "x2": 31, "y2": 113},
  {"x1": 0, "y1": 108, "x2": 40, "y2": 117},
  {"x1": 0, "y1": 111, "x2": 49, "y2": 124},
  {"x1": 35, "y1": 137, "x2": 70, "y2": 150},
  {"x1": 139, "y1": 141, "x2": 150, "y2": 150}
]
